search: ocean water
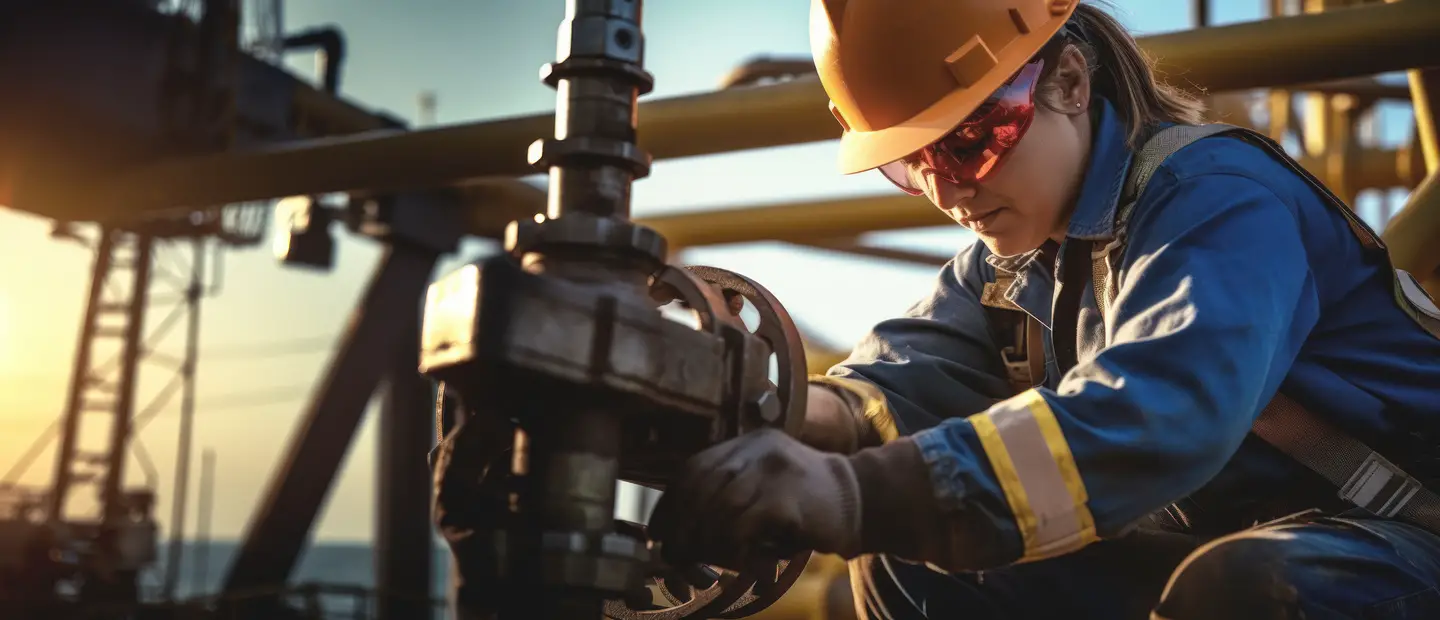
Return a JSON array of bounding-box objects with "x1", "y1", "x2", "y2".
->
[{"x1": 147, "y1": 541, "x2": 450, "y2": 615}]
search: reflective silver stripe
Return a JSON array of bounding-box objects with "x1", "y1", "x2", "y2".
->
[
  {"x1": 970, "y1": 391, "x2": 1096, "y2": 561},
  {"x1": 1397, "y1": 270, "x2": 1440, "y2": 319},
  {"x1": 1341, "y1": 452, "x2": 1422, "y2": 518}
]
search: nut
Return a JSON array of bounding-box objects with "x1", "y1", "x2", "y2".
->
[{"x1": 749, "y1": 390, "x2": 782, "y2": 424}]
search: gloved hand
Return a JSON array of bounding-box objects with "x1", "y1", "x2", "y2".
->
[
  {"x1": 646, "y1": 428, "x2": 863, "y2": 571},
  {"x1": 431, "y1": 410, "x2": 514, "y2": 619}
]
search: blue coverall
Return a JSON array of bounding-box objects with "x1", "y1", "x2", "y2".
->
[{"x1": 822, "y1": 98, "x2": 1440, "y2": 619}]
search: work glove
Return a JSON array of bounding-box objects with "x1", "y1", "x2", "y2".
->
[
  {"x1": 646, "y1": 428, "x2": 863, "y2": 572},
  {"x1": 431, "y1": 410, "x2": 514, "y2": 620}
]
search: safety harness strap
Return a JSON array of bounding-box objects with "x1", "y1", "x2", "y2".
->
[
  {"x1": 982, "y1": 274, "x2": 1047, "y2": 395},
  {"x1": 1091, "y1": 123, "x2": 1440, "y2": 532}
]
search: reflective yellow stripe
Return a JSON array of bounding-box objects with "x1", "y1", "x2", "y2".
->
[
  {"x1": 808, "y1": 374, "x2": 899, "y2": 443},
  {"x1": 968, "y1": 389, "x2": 1097, "y2": 562}
]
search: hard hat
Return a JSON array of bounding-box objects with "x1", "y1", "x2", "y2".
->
[{"x1": 812, "y1": 0, "x2": 1079, "y2": 175}]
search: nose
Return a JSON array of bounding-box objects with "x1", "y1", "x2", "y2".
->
[{"x1": 929, "y1": 177, "x2": 977, "y2": 210}]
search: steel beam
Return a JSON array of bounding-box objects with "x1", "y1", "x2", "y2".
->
[
  {"x1": 375, "y1": 322, "x2": 436, "y2": 620},
  {"x1": 25, "y1": 0, "x2": 1440, "y2": 221},
  {"x1": 222, "y1": 243, "x2": 440, "y2": 593},
  {"x1": 102, "y1": 231, "x2": 153, "y2": 524},
  {"x1": 48, "y1": 230, "x2": 116, "y2": 521}
]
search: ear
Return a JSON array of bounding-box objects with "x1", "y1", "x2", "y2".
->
[{"x1": 1048, "y1": 45, "x2": 1092, "y2": 115}]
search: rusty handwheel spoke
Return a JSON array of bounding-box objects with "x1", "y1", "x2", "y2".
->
[
  {"x1": 714, "y1": 552, "x2": 813, "y2": 619},
  {"x1": 658, "y1": 564, "x2": 720, "y2": 602},
  {"x1": 681, "y1": 265, "x2": 809, "y2": 438},
  {"x1": 618, "y1": 265, "x2": 812, "y2": 620},
  {"x1": 603, "y1": 563, "x2": 759, "y2": 620},
  {"x1": 603, "y1": 520, "x2": 749, "y2": 620}
]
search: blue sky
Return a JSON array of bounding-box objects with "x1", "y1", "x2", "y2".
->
[{"x1": 0, "y1": 0, "x2": 1416, "y2": 542}]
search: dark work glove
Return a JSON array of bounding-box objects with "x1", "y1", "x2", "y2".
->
[
  {"x1": 431, "y1": 412, "x2": 514, "y2": 619},
  {"x1": 647, "y1": 428, "x2": 862, "y2": 571}
]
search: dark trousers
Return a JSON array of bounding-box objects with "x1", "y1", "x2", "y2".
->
[{"x1": 850, "y1": 510, "x2": 1440, "y2": 619}]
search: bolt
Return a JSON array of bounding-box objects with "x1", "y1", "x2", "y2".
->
[{"x1": 749, "y1": 390, "x2": 782, "y2": 424}]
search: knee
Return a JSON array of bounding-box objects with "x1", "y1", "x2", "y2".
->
[{"x1": 1153, "y1": 531, "x2": 1304, "y2": 620}]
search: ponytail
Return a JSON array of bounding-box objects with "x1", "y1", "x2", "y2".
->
[{"x1": 1057, "y1": 3, "x2": 1207, "y2": 147}]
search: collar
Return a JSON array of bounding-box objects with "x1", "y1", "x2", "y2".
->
[{"x1": 1062, "y1": 97, "x2": 1136, "y2": 241}]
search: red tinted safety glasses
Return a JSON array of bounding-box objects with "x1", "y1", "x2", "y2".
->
[{"x1": 878, "y1": 59, "x2": 1045, "y2": 196}]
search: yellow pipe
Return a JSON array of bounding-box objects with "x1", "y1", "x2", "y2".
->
[
  {"x1": 797, "y1": 239, "x2": 953, "y2": 269},
  {"x1": 458, "y1": 115, "x2": 1415, "y2": 250},
  {"x1": 19, "y1": 0, "x2": 1440, "y2": 222},
  {"x1": 1142, "y1": 0, "x2": 1440, "y2": 92},
  {"x1": 636, "y1": 147, "x2": 1412, "y2": 251},
  {"x1": 719, "y1": 57, "x2": 819, "y2": 90},
  {"x1": 457, "y1": 178, "x2": 549, "y2": 237},
  {"x1": 641, "y1": 194, "x2": 944, "y2": 249},
  {"x1": 1406, "y1": 68, "x2": 1440, "y2": 175},
  {"x1": 1382, "y1": 170, "x2": 1440, "y2": 290},
  {"x1": 805, "y1": 341, "x2": 850, "y2": 376},
  {"x1": 721, "y1": 57, "x2": 1416, "y2": 102}
]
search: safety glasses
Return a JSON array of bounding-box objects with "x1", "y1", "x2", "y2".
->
[{"x1": 878, "y1": 58, "x2": 1046, "y2": 196}]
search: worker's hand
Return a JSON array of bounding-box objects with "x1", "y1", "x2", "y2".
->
[
  {"x1": 647, "y1": 428, "x2": 862, "y2": 571},
  {"x1": 798, "y1": 384, "x2": 865, "y2": 454},
  {"x1": 431, "y1": 411, "x2": 513, "y2": 615}
]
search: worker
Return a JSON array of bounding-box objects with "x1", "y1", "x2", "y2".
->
[{"x1": 645, "y1": 1, "x2": 1440, "y2": 618}]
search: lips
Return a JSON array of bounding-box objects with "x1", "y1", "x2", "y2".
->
[{"x1": 956, "y1": 207, "x2": 1003, "y2": 231}]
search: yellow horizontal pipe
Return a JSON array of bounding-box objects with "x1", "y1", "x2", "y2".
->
[
  {"x1": 719, "y1": 57, "x2": 819, "y2": 90},
  {"x1": 638, "y1": 147, "x2": 1409, "y2": 251},
  {"x1": 1383, "y1": 170, "x2": 1440, "y2": 289},
  {"x1": 805, "y1": 343, "x2": 849, "y2": 376},
  {"x1": 1142, "y1": 0, "x2": 1440, "y2": 91},
  {"x1": 18, "y1": 1, "x2": 1440, "y2": 222},
  {"x1": 641, "y1": 194, "x2": 942, "y2": 249}
]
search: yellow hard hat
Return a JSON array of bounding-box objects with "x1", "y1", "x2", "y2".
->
[{"x1": 812, "y1": 0, "x2": 1079, "y2": 174}]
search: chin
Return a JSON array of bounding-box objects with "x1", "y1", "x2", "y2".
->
[{"x1": 980, "y1": 235, "x2": 1035, "y2": 259}]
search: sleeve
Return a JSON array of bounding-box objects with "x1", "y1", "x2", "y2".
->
[
  {"x1": 903, "y1": 171, "x2": 1320, "y2": 570},
  {"x1": 809, "y1": 241, "x2": 1016, "y2": 444}
]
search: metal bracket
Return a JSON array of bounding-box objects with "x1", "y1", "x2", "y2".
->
[
  {"x1": 1340, "y1": 452, "x2": 1422, "y2": 518},
  {"x1": 999, "y1": 345, "x2": 1033, "y2": 387}
]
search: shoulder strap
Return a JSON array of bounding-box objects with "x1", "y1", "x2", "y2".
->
[
  {"x1": 1094, "y1": 123, "x2": 1440, "y2": 336},
  {"x1": 1091, "y1": 124, "x2": 1233, "y2": 318},
  {"x1": 1087, "y1": 123, "x2": 1440, "y2": 532}
]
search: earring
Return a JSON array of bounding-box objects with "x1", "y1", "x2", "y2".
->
[{"x1": 1076, "y1": 102, "x2": 1082, "y2": 108}]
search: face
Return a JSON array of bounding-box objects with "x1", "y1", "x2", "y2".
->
[{"x1": 883, "y1": 46, "x2": 1094, "y2": 257}]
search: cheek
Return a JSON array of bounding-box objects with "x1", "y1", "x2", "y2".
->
[{"x1": 985, "y1": 112, "x2": 1074, "y2": 221}]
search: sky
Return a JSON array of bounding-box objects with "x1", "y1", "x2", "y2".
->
[{"x1": 0, "y1": 0, "x2": 1420, "y2": 545}]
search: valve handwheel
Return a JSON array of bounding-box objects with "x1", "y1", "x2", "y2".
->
[
  {"x1": 682, "y1": 265, "x2": 809, "y2": 440},
  {"x1": 605, "y1": 265, "x2": 813, "y2": 620}
]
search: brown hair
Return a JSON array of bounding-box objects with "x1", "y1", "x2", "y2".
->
[{"x1": 1044, "y1": 2, "x2": 1207, "y2": 147}]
